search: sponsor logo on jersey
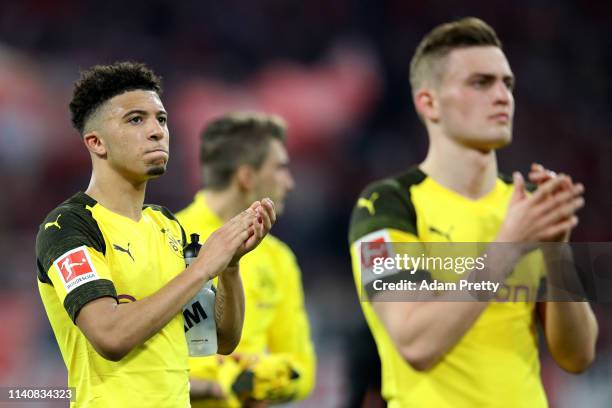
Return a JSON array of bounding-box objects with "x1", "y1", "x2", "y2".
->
[
  {"x1": 54, "y1": 246, "x2": 99, "y2": 292},
  {"x1": 161, "y1": 227, "x2": 184, "y2": 258}
]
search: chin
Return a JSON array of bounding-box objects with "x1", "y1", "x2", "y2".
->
[
  {"x1": 486, "y1": 136, "x2": 512, "y2": 150},
  {"x1": 463, "y1": 129, "x2": 512, "y2": 151},
  {"x1": 492, "y1": 131, "x2": 513, "y2": 148},
  {"x1": 146, "y1": 165, "x2": 167, "y2": 178}
]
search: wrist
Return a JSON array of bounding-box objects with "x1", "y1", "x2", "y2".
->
[
  {"x1": 484, "y1": 243, "x2": 524, "y2": 279},
  {"x1": 194, "y1": 259, "x2": 215, "y2": 284},
  {"x1": 541, "y1": 242, "x2": 572, "y2": 259},
  {"x1": 224, "y1": 265, "x2": 240, "y2": 275},
  {"x1": 229, "y1": 256, "x2": 241, "y2": 268},
  {"x1": 219, "y1": 265, "x2": 240, "y2": 282}
]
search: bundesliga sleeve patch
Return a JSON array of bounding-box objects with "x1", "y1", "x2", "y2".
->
[
  {"x1": 53, "y1": 246, "x2": 100, "y2": 293},
  {"x1": 358, "y1": 230, "x2": 399, "y2": 286}
]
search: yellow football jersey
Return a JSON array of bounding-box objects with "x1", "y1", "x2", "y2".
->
[
  {"x1": 36, "y1": 192, "x2": 190, "y2": 407},
  {"x1": 349, "y1": 168, "x2": 548, "y2": 408},
  {"x1": 177, "y1": 192, "x2": 315, "y2": 407}
]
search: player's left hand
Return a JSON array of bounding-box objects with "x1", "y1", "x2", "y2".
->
[
  {"x1": 231, "y1": 198, "x2": 276, "y2": 265},
  {"x1": 528, "y1": 163, "x2": 584, "y2": 242}
]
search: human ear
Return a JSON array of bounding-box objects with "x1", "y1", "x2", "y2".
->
[
  {"x1": 413, "y1": 88, "x2": 440, "y2": 123},
  {"x1": 83, "y1": 132, "x2": 107, "y2": 157},
  {"x1": 235, "y1": 165, "x2": 255, "y2": 192}
]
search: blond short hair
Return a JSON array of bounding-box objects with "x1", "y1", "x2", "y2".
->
[
  {"x1": 200, "y1": 112, "x2": 287, "y2": 189},
  {"x1": 409, "y1": 17, "x2": 502, "y2": 94}
]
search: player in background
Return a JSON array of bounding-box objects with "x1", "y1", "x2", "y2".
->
[
  {"x1": 349, "y1": 18, "x2": 597, "y2": 408},
  {"x1": 36, "y1": 62, "x2": 275, "y2": 407},
  {"x1": 177, "y1": 112, "x2": 315, "y2": 407}
]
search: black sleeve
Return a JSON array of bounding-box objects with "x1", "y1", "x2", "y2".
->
[
  {"x1": 36, "y1": 203, "x2": 117, "y2": 322},
  {"x1": 65, "y1": 280, "x2": 118, "y2": 322},
  {"x1": 36, "y1": 205, "x2": 106, "y2": 283},
  {"x1": 348, "y1": 179, "x2": 418, "y2": 245}
]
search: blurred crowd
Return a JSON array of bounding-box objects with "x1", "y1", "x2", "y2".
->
[{"x1": 1, "y1": 1, "x2": 611, "y2": 406}]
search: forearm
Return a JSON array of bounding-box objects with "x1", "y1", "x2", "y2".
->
[
  {"x1": 78, "y1": 262, "x2": 210, "y2": 360},
  {"x1": 215, "y1": 266, "x2": 245, "y2": 354},
  {"x1": 541, "y1": 245, "x2": 598, "y2": 372},
  {"x1": 376, "y1": 244, "x2": 522, "y2": 370},
  {"x1": 379, "y1": 300, "x2": 487, "y2": 371},
  {"x1": 542, "y1": 301, "x2": 597, "y2": 373}
]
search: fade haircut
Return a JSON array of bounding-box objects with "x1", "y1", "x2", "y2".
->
[
  {"x1": 409, "y1": 17, "x2": 502, "y2": 94},
  {"x1": 69, "y1": 61, "x2": 162, "y2": 134},
  {"x1": 200, "y1": 112, "x2": 287, "y2": 190}
]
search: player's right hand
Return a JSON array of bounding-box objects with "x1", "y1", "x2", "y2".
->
[
  {"x1": 231, "y1": 198, "x2": 276, "y2": 265},
  {"x1": 496, "y1": 171, "x2": 584, "y2": 252},
  {"x1": 196, "y1": 206, "x2": 261, "y2": 281}
]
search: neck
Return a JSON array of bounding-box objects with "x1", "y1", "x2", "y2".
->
[
  {"x1": 420, "y1": 132, "x2": 498, "y2": 199},
  {"x1": 85, "y1": 164, "x2": 148, "y2": 222},
  {"x1": 202, "y1": 186, "x2": 247, "y2": 222}
]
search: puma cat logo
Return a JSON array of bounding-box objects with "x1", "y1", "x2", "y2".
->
[
  {"x1": 44, "y1": 214, "x2": 62, "y2": 230},
  {"x1": 358, "y1": 193, "x2": 380, "y2": 215},
  {"x1": 428, "y1": 226, "x2": 453, "y2": 242},
  {"x1": 113, "y1": 243, "x2": 135, "y2": 261}
]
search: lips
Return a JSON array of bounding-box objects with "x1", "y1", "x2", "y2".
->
[
  {"x1": 489, "y1": 113, "x2": 509, "y2": 122},
  {"x1": 146, "y1": 148, "x2": 168, "y2": 155}
]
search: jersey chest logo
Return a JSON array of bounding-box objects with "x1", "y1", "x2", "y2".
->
[{"x1": 161, "y1": 228, "x2": 184, "y2": 258}]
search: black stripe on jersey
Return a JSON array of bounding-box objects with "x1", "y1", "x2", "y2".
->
[
  {"x1": 64, "y1": 279, "x2": 117, "y2": 323},
  {"x1": 348, "y1": 167, "x2": 426, "y2": 244},
  {"x1": 498, "y1": 172, "x2": 537, "y2": 193},
  {"x1": 36, "y1": 192, "x2": 106, "y2": 285},
  {"x1": 364, "y1": 269, "x2": 433, "y2": 300},
  {"x1": 145, "y1": 204, "x2": 187, "y2": 246}
]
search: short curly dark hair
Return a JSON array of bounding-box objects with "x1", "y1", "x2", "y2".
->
[{"x1": 69, "y1": 61, "x2": 162, "y2": 134}]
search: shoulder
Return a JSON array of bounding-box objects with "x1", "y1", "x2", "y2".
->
[
  {"x1": 348, "y1": 167, "x2": 427, "y2": 244},
  {"x1": 36, "y1": 193, "x2": 106, "y2": 283}
]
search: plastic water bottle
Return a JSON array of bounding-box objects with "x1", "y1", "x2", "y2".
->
[{"x1": 183, "y1": 233, "x2": 218, "y2": 356}]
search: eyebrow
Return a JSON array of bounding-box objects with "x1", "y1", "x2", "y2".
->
[
  {"x1": 468, "y1": 73, "x2": 514, "y2": 81},
  {"x1": 121, "y1": 109, "x2": 168, "y2": 119}
]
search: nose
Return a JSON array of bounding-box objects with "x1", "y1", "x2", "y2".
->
[
  {"x1": 148, "y1": 118, "x2": 167, "y2": 141},
  {"x1": 492, "y1": 81, "x2": 511, "y2": 106}
]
